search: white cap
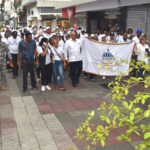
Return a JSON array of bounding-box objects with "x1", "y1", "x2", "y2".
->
[
  {"x1": 60, "y1": 32, "x2": 64, "y2": 36},
  {"x1": 91, "y1": 34, "x2": 94, "y2": 37},
  {"x1": 34, "y1": 34, "x2": 39, "y2": 38},
  {"x1": 43, "y1": 28, "x2": 47, "y2": 32},
  {"x1": 46, "y1": 26, "x2": 50, "y2": 30},
  {"x1": 101, "y1": 34, "x2": 106, "y2": 38}
]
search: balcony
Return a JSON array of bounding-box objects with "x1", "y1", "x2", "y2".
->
[{"x1": 22, "y1": 0, "x2": 37, "y2": 7}]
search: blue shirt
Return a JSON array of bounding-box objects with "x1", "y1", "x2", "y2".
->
[
  {"x1": 19, "y1": 40, "x2": 36, "y2": 63},
  {"x1": 118, "y1": 39, "x2": 131, "y2": 43}
]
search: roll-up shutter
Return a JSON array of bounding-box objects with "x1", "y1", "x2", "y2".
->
[
  {"x1": 126, "y1": 6, "x2": 146, "y2": 33},
  {"x1": 146, "y1": 7, "x2": 150, "y2": 43}
]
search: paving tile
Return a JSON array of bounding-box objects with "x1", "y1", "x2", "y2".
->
[
  {"x1": 37, "y1": 102, "x2": 53, "y2": 114},
  {"x1": 22, "y1": 96, "x2": 58, "y2": 150},
  {"x1": 11, "y1": 96, "x2": 40, "y2": 150},
  {"x1": 43, "y1": 114, "x2": 79, "y2": 150}
]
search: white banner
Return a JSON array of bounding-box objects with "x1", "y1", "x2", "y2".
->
[{"x1": 82, "y1": 38, "x2": 135, "y2": 76}]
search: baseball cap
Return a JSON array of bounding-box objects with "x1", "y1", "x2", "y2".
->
[{"x1": 136, "y1": 29, "x2": 142, "y2": 33}]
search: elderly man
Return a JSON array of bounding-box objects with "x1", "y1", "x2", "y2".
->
[
  {"x1": 64, "y1": 31, "x2": 82, "y2": 87},
  {"x1": 0, "y1": 34, "x2": 11, "y2": 90}
]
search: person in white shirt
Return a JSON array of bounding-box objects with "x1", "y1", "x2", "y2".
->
[
  {"x1": 8, "y1": 31, "x2": 21, "y2": 78},
  {"x1": 118, "y1": 32, "x2": 131, "y2": 43},
  {"x1": 43, "y1": 27, "x2": 52, "y2": 39},
  {"x1": 52, "y1": 39, "x2": 66, "y2": 91},
  {"x1": 137, "y1": 36, "x2": 150, "y2": 77},
  {"x1": 132, "y1": 29, "x2": 142, "y2": 45},
  {"x1": 64, "y1": 31, "x2": 82, "y2": 87},
  {"x1": 37, "y1": 38, "x2": 52, "y2": 92}
]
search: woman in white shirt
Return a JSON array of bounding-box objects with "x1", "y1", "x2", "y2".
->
[
  {"x1": 137, "y1": 36, "x2": 150, "y2": 77},
  {"x1": 37, "y1": 38, "x2": 52, "y2": 92},
  {"x1": 52, "y1": 39, "x2": 66, "y2": 91}
]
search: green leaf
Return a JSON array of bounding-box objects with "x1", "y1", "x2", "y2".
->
[
  {"x1": 130, "y1": 113, "x2": 135, "y2": 121},
  {"x1": 117, "y1": 136, "x2": 123, "y2": 141},
  {"x1": 101, "y1": 138, "x2": 105, "y2": 147},
  {"x1": 144, "y1": 110, "x2": 150, "y2": 118},
  {"x1": 106, "y1": 118, "x2": 111, "y2": 124},
  {"x1": 122, "y1": 101, "x2": 128, "y2": 108},
  {"x1": 140, "y1": 124, "x2": 146, "y2": 131},
  {"x1": 125, "y1": 88, "x2": 128, "y2": 95},
  {"x1": 144, "y1": 132, "x2": 150, "y2": 140}
]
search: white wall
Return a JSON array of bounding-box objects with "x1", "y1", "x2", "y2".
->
[
  {"x1": 76, "y1": 0, "x2": 118, "y2": 12},
  {"x1": 76, "y1": 0, "x2": 150, "y2": 13},
  {"x1": 120, "y1": 0, "x2": 150, "y2": 7}
]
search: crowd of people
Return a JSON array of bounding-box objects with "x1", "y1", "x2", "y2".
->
[{"x1": 0, "y1": 25, "x2": 149, "y2": 92}]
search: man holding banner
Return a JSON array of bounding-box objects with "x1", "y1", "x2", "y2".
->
[{"x1": 64, "y1": 31, "x2": 82, "y2": 87}]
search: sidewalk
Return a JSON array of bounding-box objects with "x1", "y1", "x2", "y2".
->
[{"x1": 0, "y1": 71, "x2": 145, "y2": 150}]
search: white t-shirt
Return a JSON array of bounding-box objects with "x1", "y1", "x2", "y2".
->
[
  {"x1": 132, "y1": 36, "x2": 140, "y2": 45},
  {"x1": 137, "y1": 43, "x2": 150, "y2": 63},
  {"x1": 37, "y1": 46, "x2": 51, "y2": 65},
  {"x1": 59, "y1": 39, "x2": 65, "y2": 50},
  {"x1": 8, "y1": 36, "x2": 21, "y2": 54},
  {"x1": 64, "y1": 39, "x2": 82, "y2": 62},
  {"x1": 52, "y1": 46, "x2": 64, "y2": 61}
]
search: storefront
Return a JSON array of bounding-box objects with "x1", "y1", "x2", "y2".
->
[
  {"x1": 75, "y1": 12, "x2": 87, "y2": 30},
  {"x1": 87, "y1": 8, "x2": 127, "y2": 33},
  {"x1": 57, "y1": 18, "x2": 70, "y2": 29}
]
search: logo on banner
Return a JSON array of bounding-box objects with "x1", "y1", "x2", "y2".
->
[{"x1": 102, "y1": 49, "x2": 115, "y2": 64}]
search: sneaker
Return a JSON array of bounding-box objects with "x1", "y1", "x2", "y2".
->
[
  {"x1": 45, "y1": 85, "x2": 51, "y2": 91},
  {"x1": 41, "y1": 86, "x2": 45, "y2": 92},
  {"x1": 59, "y1": 86, "x2": 66, "y2": 91}
]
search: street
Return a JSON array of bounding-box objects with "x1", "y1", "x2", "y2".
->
[{"x1": 0, "y1": 71, "x2": 147, "y2": 150}]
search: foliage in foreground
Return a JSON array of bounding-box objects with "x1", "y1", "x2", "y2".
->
[{"x1": 75, "y1": 60, "x2": 150, "y2": 150}]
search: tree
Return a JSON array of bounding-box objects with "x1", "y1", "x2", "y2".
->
[{"x1": 75, "y1": 60, "x2": 150, "y2": 150}]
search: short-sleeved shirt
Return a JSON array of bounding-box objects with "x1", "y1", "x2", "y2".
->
[
  {"x1": 19, "y1": 40, "x2": 36, "y2": 63},
  {"x1": 37, "y1": 46, "x2": 51, "y2": 65}
]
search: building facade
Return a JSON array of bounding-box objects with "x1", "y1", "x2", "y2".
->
[{"x1": 57, "y1": 0, "x2": 150, "y2": 41}]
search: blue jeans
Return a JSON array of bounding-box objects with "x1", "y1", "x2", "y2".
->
[{"x1": 53, "y1": 61, "x2": 64, "y2": 86}]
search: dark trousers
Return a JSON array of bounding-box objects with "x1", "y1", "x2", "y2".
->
[
  {"x1": 36, "y1": 66, "x2": 41, "y2": 78},
  {"x1": 48, "y1": 63, "x2": 53, "y2": 84},
  {"x1": 40, "y1": 64, "x2": 51, "y2": 86},
  {"x1": 11, "y1": 54, "x2": 18, "y2": 76},
  {"x1": 22, "y1": 63, "x2": 36, "y2": 90},
  {"x1": 70, "y1": 61, "x2": 82, "y2": 86}
]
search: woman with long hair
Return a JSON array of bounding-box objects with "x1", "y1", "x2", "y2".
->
[{"x1": 37, "y1": 37, "x2": 52, "y2": 92}]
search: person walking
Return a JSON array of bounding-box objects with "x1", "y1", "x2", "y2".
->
[
  {"x1": 0, "y1": 34, "x2": 12, "y2": 90},
  {"x1": 64, "y1": 31, "x2": 82, "y2": 87},
  {"x1": 137, "y1": 36, "x2": 150, "y2": 78},
  {"x1": 52, "y1": 39, "x2": 66, "y2": 91},
  {"x1": 17, "y1": 32, "x2": 38, "y2": 92},
  {"x1": 37, "y1": 37, "x2": 52, "y2": 92},
  {"x1": 8, "y1": 31, "x2": 21, "y2": 78}
]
